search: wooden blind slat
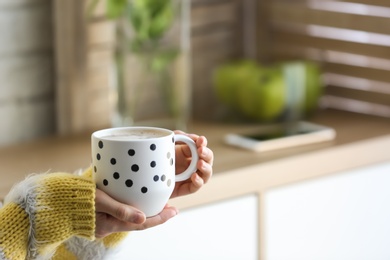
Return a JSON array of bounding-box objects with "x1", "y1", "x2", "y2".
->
[
  {"x1": 272, "y1": 32, "x2": 390, "y2": 59},
  {"x1": 324, "y1": 63, "x2": 390, "y2": 83},
  {"x1": 259, "y1": 0, "x2": 390, "y2": 117},
  {"x1": 269, "y1": 2, "x2": 390, "y2": 35},
  {"x1": 324, "y1": 73, "x2": 390, "y2": 95},
  {"x1": 320, "y1": 95, "x2": 390, "y2": 118},
  {"x1": 325, "y1": 86, "x2": 390, "y2": 107},
  {"x1": 272, "y1": 0, "x2": 390, "y2": 8},
  {"x1": 270, "y1": 45, "x2": 390, "y2": 81},
  {"x1": 271, "y1": 42, "x2": 390, "y2": 71},
  {"x1": 338, "y1": 0, "x2": 390, "y2": 8},
  {"x1": 192, "y1": 30, "x2": 240, "y2": 53}
]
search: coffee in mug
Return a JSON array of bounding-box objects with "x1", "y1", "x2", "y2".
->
[{"x1": 91, "y1": 127, "x2": 199, "y2": 217}]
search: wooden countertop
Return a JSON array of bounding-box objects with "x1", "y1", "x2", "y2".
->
[{"x1": 1, "y1": 109, "x2": 390, "y2": 201}]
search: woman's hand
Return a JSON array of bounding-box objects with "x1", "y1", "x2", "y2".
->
[
  {"x1": 94, "y1": 131, "x2": 214, "y2": 238},
  {"x1": 95, "y1": 189, "x2": 178, "y2": 238},
  {"x1": 170, "y1": 131, "x2": 214, "y2": 199}
]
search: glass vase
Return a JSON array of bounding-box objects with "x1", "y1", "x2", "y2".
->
[{"x1": 111, "y1": 0, "x2": 191, "y2": 131}]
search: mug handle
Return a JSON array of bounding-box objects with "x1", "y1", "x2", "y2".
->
[{"x1": 174, "y1": 134, "x2": 199, "y2": 182}]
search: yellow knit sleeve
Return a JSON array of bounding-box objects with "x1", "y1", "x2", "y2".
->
[
  {"x1": 0, "y1": 172, "x2": 96, "y2": 260},
  {"x1": 0, "y1": 203, "x2": 29, "y2": 260},
  {"x1": 33, "y1": 173, "x2": 96, "y2": 256},
  {"x1": 1, "y1": 168, "x2": 131, "y2": 260},
  {"x1": 50, "y1": 168, "x2": 131, "y2": 259}
]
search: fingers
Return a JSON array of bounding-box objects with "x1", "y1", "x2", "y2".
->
[
  {"x1": 95, "y1": 207, "x2": 178, "y2": 238},
  {"x1": 177, "y1": 136, "x2": 213, "y2": 184},
  {"x1": 189, "y1": 172, "x2": 204, "y2": 193},
  {"x1": 108, "y1": 205, "x2": 178, "y2": 233},
  {"x1": 95, "y1": 189, "x2": 178, "y2": 238},
  {"x1": 95, "y1": 189, "x2": 145, "y2": 224},
  {"x1": 175, "y1": 132, "x2": 202, "y2": 158},
  {"x1": 137, "y1": 205, "x2": 178, "y2": 230},
  {"x1": 171, "y1": 132, "x2": 214, "y2": 199},
  {"x1": 198, "y1": 144, "x2": 213, "y2": 166},
  {"x1": 197, "y1": 153, "x2": 213, "y2": 184},
  {"x1": 176, "y1": 134, "x2": 211, "y2": 161},
  {"x1": 170, "y1": 151, "x2": 213, "y2": 198},
  {"x1": 187, "y1": 157, "x2": 212, "y2": 193},
  {"x1": 196, "y1": 138, "x2": 213, "y2": 185}
]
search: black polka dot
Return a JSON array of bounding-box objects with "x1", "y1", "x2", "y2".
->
[
  {"x1": 131, "y1": 164, "x2": 139, "y2": 172},
  {"x1": 125, "y1": 179, "x2": 133, "y2": 187},
  {"x1": 170, "y1": 158, "x2": 174, "y2": 166},
  {"x1": 128, "y1": 149, "x2": 135, "y2": 156},
  {"x1": 150, "y1": 161, "x2": 156, "y2": 168},
  {"x1": 113, "y1": 172, "x2": 120, "y2": 179},
  {"x1": 103, "y1": 179, "x2": 108, "y2": 186},
  {"x1": 94, "y1": 166, "x2": 97, "y2": 172},
  {"x1": 110, "y1": 158, "x2": 116, "y2": 165},
  {"x1": 161, "y1": 175, "x2": 166, "y2": 182},
  {"x1": 172, "y1": 137, "x2": 174, "y2": 143},
  {"x1": 150, "y1": 144, "x2": 156, "y2": 151},
  {"x1": 153, "y1": 175, "x2": 159, "y2": 182},
  {"x1": 98, "y1": 141, "x2": 103, "y2": 149},
  {"x1": 141, "y1": 187, "x2": 148, "y2": 193},
  {"x1": 97, "y1": 153, "x2": 101, "y2": 160}
]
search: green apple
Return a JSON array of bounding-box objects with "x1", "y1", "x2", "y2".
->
[
  {"x1": 213, "y1": 60, "x2": 259, "y2": 108},
  {"x1": 234, "y1": 68, "x2": 261, "y2": 117},
  {"x1": 213, "y1": 63, "x2": 237, "y2": 106},
  {"x1": 214, "y1": 60, "x2": 287, "y2": 122},
  {"x1": 236, "y1": 65, "x2": 286, "y2": 121},
  {"x1": 255, "y1": 68, "x2": 286, "y2": 121}
]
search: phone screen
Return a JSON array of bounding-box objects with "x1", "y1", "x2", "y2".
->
[
  {"x1": 225, "y1": 121, "x2": 336, "y2": 152},
  {"x1": 244, "y1": 128, "x2": 312, "y2": 141}
]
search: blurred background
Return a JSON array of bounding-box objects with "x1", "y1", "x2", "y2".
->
[
  {"x1": 1, "y1": 1, "x2": 390, "y2": 259},
  {"x1": 1, "y1": 0, "x2": 389, "y2": 147}
]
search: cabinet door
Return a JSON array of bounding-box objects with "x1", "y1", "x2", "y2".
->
[
  {"x1": 264, "y1": 161, "x2": 390, "y2": 260},
  {"x1": 107, "y1": 195, "x2": 258, "y2": 260}
]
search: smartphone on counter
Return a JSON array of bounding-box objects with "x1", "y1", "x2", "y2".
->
[{"x1": 224, "y1": 121, "x2": 336, "y2": 152}]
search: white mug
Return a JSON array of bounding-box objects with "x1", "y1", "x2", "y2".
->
[{"x1": 91, "y1": 127, "x2": 199, "y2": 217}]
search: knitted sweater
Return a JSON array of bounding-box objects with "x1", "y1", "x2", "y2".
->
[{"x1": 0, "y1": 168, "x2": 128, "y2": 260}]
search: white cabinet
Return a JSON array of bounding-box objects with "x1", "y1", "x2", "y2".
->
[
  {"x1": 264, "y1": 161, "x2": 390, "y2": 260},
  {"x1": 108, "y1": 195, "x2": 258, "y2": 260}
]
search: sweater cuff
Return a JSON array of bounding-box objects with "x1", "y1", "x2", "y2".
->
[
  {"x1": 35, "y1": 173, "x2": 96, "y2": 240},
  {"x1": 4, "y1": 172, "x2": 96, "y2": 258}
]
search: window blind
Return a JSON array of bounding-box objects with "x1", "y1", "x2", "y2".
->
[{"x1": 261, "y1": 0, "x2": 390, "y2": 117}]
